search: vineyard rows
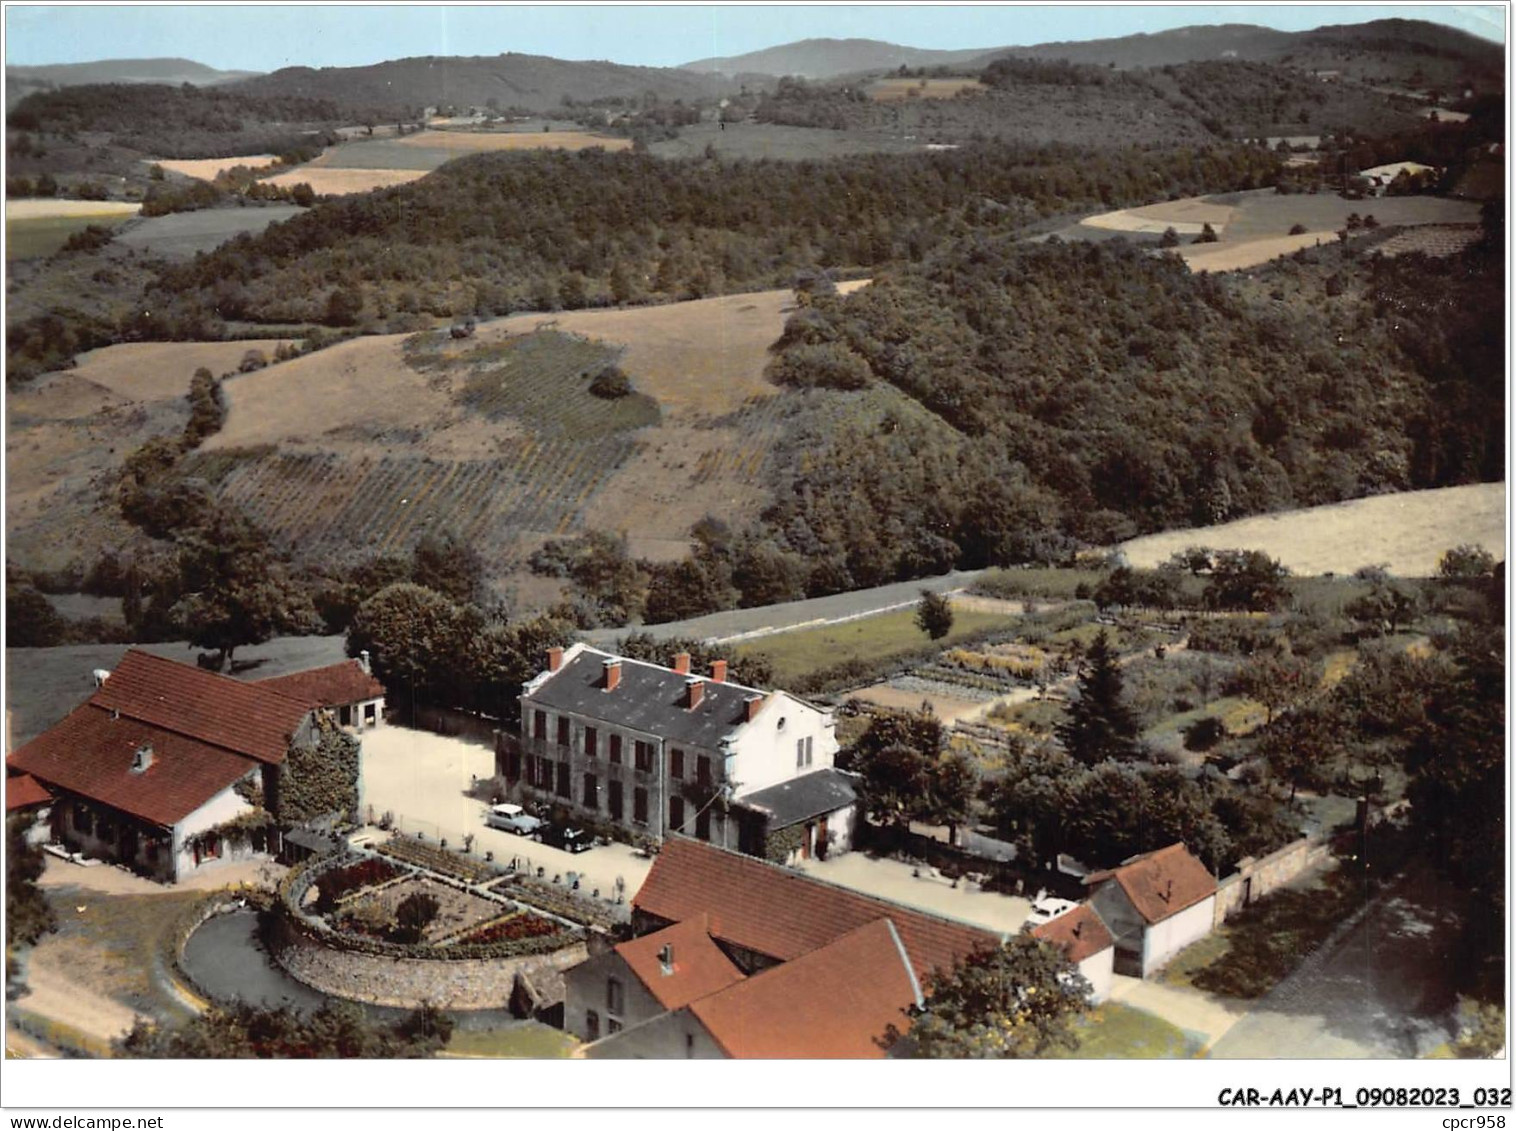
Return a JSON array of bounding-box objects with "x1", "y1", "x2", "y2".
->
[
  {"x1": 215, "y1": 435, "x2": 641, "y2": 566},
  {"x1": 693, "y1": 394, "x2": 788, "y2": 486}
]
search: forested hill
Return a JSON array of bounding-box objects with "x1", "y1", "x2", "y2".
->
[
  {"x1": 228, "y1": 52, "x2": 732, "y2": 115},
  {"x1": 748, "y1": 231, "x2": 1504, "y2": 591},
  {"x1": 144, "y1": 142, "x2": 1279, "y2": 330}
]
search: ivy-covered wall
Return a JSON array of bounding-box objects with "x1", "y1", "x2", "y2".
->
[
  {"x1": 276, "y1": 716, "x2": 360, "y2": 824},
  {"x1": 763, "y1": 823, "x2": 804, "y2": 865}
]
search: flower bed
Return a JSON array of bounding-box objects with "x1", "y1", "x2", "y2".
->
[
  {"x1": 314, "y1": 856, "x2": 405, "y2": 908},
  {"x1": 507, "y1": 875, "x2": 620, "y2": 930},
  {"x1": 340, "y1": 876, "x2": 503, "y2": 944},
  {"x1": 453, "y1": 911, "x2": 565, "y2": 946}
]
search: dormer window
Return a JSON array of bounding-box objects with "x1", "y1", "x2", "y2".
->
[{"x1": 130, "y1": 744, "x2": 155, "y2": 773}]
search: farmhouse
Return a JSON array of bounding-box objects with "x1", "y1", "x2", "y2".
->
[
  {"x1": 5, "y1": 650, "x2": 377, "y2": 883},
  {"x1": 565, "y1": 837, "x2": 999, "y2": 1057},
  {"x1": 1029, "y1": 902, "x2": 1116, "y2": 1003},
  {"x1": 510, "y1": 644, "x2": 856, "y2": 860},
  {"x1": 256, "y1": 653, "x2": 386, "y2": 731},
  {"x1": 1086, "y1": 842, "x2": 1217, "y2": 978}
]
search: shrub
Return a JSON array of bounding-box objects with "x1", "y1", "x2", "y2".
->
[
  {"x1": 588, "y1": 365, "x2": 631, "y2": 399},
  {"x1": 1183, "y1": 716, "x2": 1227, "y2": 752},
  {"x1": 392, "y1": 892, "x2": 441, "y2": 943}
]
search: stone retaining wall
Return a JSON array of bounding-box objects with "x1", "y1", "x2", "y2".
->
[
  {"x1": 1214, "y1": 835, "x2": 1334, "y2": 926},
  {"x1": 274, "y1": 928, "x2": 588, "y2": 1011}
]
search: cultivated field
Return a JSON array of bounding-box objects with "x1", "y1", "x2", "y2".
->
[
  {"x1": 112, "y1": 205, "x2": 306, "y2": 259},
  {"x1": 262, "y1": 128, "x2": 631, "y2": 196},
  {"x1": 1372, "y1": 224, "x2": 1482, "y2": 258},
  {"x1": 6, "y1": 199, "x2": 142, "y2": 259},
  {"x1": 1074, "y1": 189, "x2": 1482, "y2": 270},
  {"x1": 867, "y1": 78, "x2": 987, "y2": 101},
  {"x1": 1118, "y1": 483, "x2": 1506, "y2": 577},
  {"x1": 151, "y1": 155, "x2": 278, "y2": 181},
  {"x1": 7, "y1": 282, "x2": 867, "y2": 582}
]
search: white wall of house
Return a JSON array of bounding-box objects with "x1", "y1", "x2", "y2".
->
[
  {"x1": 1141, "y1": 896, "x2": 1215, "y2": 977},
  {"x1": 727, "y1": 692, "x2": 837, "y2": 796},
  {"x1": 171, "y1": 783, "x2": 256, "y2": 881},
  {"x1": 1078, "y1": 947, "x2": 1115, "y2": 1003},
  {"x1": 582, "y1": 1006, "x2": 727, "y2": 1060}
]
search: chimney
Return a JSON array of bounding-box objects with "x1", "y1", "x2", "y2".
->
[
  {"x1": 744, "y1": 695, "x2": 765, "y2": 723},
  {"x1": 359, "y1": 650, "x2": 371, "y2": 675},
  {"x1": 130, "y1": 744, "x2": 154, "y2": 773},
  {"x1": 603, "y1": 659, "x2": 621, "y2": 691},
  {"x1": 1163, "y1": 879, "x2": 1174, "y2": 902},
  {"x1": 659, "y1": 943, "x2": 675, "y2": 975},
  {"x1": 711, "y1": 659, "x2": 728, "y2": 684},
  {"x1": 685, "y1": 678, "x2": 704, "y2": 710},
  {"x1": 1072, "y1": 920, "x2": 1083, "y2": 938},
  {"x1": 672, "y1": 652, "x2": 691, "y2": 675},
  {"x1": 548, "y1": 646, "x2": 564, "y2": 673}
]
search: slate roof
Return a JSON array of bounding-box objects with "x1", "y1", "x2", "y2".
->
[
  {"x1": 1086, "y1": 842, "x2": 1217, "y2": 925},
  {"x1": 7, "y1": 706, "x2": 255, "y2": 827},
  {"x1": 614, "y1": 914, "x2": 746, "y2": 1012},
  {"x1": 738, "y1": 768, "x2": 857, "y2": 830},
  {"x1": 1030, "y1": 903, "x2": 1114, "y2": 965},
  {"x1": 5, "y1": 773, "x2": 53, "y2": 812},
  {"x1": 92, "y1": 649, "x2": 310, "y2": 765},
  {"x1": 525, "y1": 647, "x2": 766, "y2": 748},
  {"x1": 634, "y1": 837, "x2": 998, "y2": 984},
  {"x1": 257, "y1": 660, "x2": 385, "y2": 709},
  {"x1": 687, "y1": 919, "x2": 920, "y2": 1059}
]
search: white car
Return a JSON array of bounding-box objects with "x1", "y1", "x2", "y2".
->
[
  {"x1": 485, "y1": 803, "x2": 542, "y2": 836},
  {"x1": 1025, "y1": 896, "x2": 1079, "y2": 927}
]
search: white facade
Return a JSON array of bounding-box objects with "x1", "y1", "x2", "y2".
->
[
  {"x1": 1140, "y1": 895, "x2": 1215, "y2": 977},
  {"x1": 171, "y1": 782, "x2": 257, "y2": 880},
  {"x1": 1078, "y1": 947, "x2": 1115, "y2": 1004},
  {"x1": 726, "y1": 692, "x2": 838, "y2": 796}
]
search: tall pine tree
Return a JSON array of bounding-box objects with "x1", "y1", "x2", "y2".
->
[{"x1": 1056, "y1": 630, "x2": 1139, "y2": 764}]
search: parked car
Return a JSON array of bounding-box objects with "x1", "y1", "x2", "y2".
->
[
  {"x1": 485, "y1": 803, "x2": 542, "y2": 836},
  {"x1": 534, "y1": 821, "x2": 593, "y2": 854},
  {"x1": 1025, "y1": 895, "x2": 1079, "y2": 926}
]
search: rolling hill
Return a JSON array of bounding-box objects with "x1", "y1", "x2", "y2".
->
[
  {"x1": 5, "y1": 57, "x2": 260, "y2": 108},
  {"x1": 229, "y1": 52, "x2": 733, "y2": 114},
  {"x1": 683, "y1": 19, "x2": 1502, "y2": 92}
]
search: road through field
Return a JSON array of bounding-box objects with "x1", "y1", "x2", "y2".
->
[{"x1": 582, "y1": 570, "x2": 989, "y2": 647}]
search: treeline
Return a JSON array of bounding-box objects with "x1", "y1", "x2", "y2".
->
[
  {"x1": 143, "y1": 141, "x2": 1280, "y2": 327},
  {"x1": 6, "y1": 82, "x2": 353, "y2": 160}
]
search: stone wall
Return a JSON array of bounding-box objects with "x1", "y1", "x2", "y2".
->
[
  {"x1": 274, "y1": 928, "x2": 588, "y2": 1011},
  {"x1": 1213, "y1": 835, "x2": 1334, "y2": 926}
]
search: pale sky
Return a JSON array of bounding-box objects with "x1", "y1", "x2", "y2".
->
[{"x1": 3, "y1": 3, "x2": 1505, "y2": 72}]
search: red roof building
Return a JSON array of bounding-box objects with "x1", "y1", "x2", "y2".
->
[
  {"x1": 5, "y1": 773, "x2": 53, "y2": 813},
  {"x1": 257, "y1": 658, "x2": 385, "y2": 730},
  {"x1": 6, "y1": 650, "x2": 321, "y2": 882},
  {"x1": 569, "y1": 837, "x2": 1001, "y2": 1058},
  {"x1": 1087, "y1": 842, "x2": 1217, "y2": 979}
]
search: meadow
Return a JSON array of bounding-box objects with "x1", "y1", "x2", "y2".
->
[
  {"x1": 5, "y1": 199, "x2": 141, "y2": 260},
  {"x1": 867, "y1": 77, "x2": 988, "y2": 102}
]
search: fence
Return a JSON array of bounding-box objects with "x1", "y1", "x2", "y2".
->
[{"x1": 360, "y1": 807, "x2": 631, "y2": 924}]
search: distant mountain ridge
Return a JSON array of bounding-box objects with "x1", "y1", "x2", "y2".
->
[
  {"x1": 7, "y1": 57, "x2": 259, "y2": 85},
  {"x1": 682, "y1": 19, "x2": 1503, "y2": 87},
  {"x1": 228, "y1": 52, "x2": 733, "y2": 113}
]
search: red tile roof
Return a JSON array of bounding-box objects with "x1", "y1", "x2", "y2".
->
[
  {"x1": 7, "y1": 705, "x2": 255, "y2": 827},
  {"x1": 5, "y1": 773, "x2": 53, "y2": 812},
  {"x1": 614, "y1": 914, "x2": 746, "y2": 1012},
  {"x1": 1030, "y1": 903, "x2": 1113, "y2": 964},
  {"x1": 688, "y1": 919, "x2": 920, "y2": 1058},
  {"x1": 257, "y1": 660, "x2": 384, "y2": 710},
  {"x1": 93, "y1": 649, "x2": 310, "y2": 765},
  {"x1": 634, "y1": 838, "x2": 998, "y2": 984},
  {"x1": 1086, "y1": 842, "x2": 1217, "y2": 924}
]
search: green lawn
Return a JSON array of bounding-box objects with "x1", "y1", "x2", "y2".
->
[
  {"x1": 444, "y1": 1023, "x2": 577, "y2": 1058},
  {"x1": 971, "y1": 567, "x2": 1106, "y2": 601},
  {"x1": 1050, "y1": 1002, "x2": 1198, "y2": 1059},
  {"x1": 736, "y1": 605, "x2": 1023, "y2": 686}
]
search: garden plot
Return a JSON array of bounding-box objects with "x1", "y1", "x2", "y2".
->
[{"x1": 340, "y1": 876, "x2": 501, "y2": 943}]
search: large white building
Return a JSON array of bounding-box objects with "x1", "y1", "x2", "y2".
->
[{"x1": 510, "y1": 644, "x2": 857, "y2": 860}]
